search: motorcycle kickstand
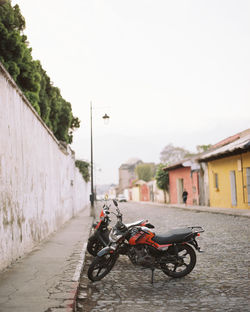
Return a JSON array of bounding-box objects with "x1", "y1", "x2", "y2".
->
[{"x1": 150, "y1": 268, "x2": 155, "y2": 284}]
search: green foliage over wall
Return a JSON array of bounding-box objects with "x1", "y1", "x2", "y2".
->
[
  {"x1": 155, "y1": 163, "x2": 169, "y2": 203},
  {"x1": 135, "y1": 163, "x2": 155, "y2": 182},
  {"x1": 75, "y1": 160, "x2": 90, "y2": 182},
  {"x1": 155, "y1": 163, "x2": 169, "y2": 191},
  {"x1": 0, "y1": 0, "x2": 80, "y2": 143},
  {"x1": 196, "y1": 144, "x2": 212, "y2": 153}
]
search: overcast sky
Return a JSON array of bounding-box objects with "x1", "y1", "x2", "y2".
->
[{"x1": 12, "y1": 0, "x2": 250, "y2": 185}]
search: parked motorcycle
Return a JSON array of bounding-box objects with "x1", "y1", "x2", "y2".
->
[
  {"x1": 87, "y1": 201, "x2": 111, "y2": 256},
  {"x1": 87, "y1": 199, "x2": 154, "y2": 256},
  {"x1": 88, "y1": 200, "x2": 204, "y2": 283}
]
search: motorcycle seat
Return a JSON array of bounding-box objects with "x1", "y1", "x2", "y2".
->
[{"x1": 152, "y1": 227, "x2": 193, "y2": 245}]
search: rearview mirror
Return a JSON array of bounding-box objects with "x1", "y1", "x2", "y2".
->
[
  {"x1": 145, "y1": 223, "x2": 154, "y2": 229},
  {"x1": 113, "y1": 199, "x2": 118, "y2": 207}
]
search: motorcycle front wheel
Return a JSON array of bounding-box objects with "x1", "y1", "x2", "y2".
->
[
  {"x1": 88, "y1": 253, "x2": 118, "y2": 282},
  {"x1": 161, "y1": 244, "x2": 196, "y2": 278}
]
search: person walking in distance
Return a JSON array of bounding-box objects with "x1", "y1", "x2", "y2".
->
[{"x1": 182, "y1": 189, "x2": 188, "y2": 205}]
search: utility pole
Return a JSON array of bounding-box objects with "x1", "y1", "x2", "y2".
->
[{"x1": 89, "y1": 101, "x2": 110, "y2": 218}]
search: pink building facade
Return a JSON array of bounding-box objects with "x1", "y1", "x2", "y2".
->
[
  {"x1": 168, "y1": 166, "x2": 200, "y2": 205},
  {"x1": 140, "y1": 183, "x2": 150, "y2": 201}
]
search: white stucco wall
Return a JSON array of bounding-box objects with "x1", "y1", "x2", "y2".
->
[
  {"x1": 0, "y1": 62, "x2": 90, "y2": 271},
  {"x1": 149, "y1": 180, "x2": 169, "y2": 203}
]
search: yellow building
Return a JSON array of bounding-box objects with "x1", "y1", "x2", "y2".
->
[
  {"x1": 131, "y1": 185, "x2": 140, "y2": 202},
  {"x1": 200, "y1": 133, "x2": 250, "y2": 209},
  {"x1": 131, "y1": 180, "x2": 145, "y2": 202}
]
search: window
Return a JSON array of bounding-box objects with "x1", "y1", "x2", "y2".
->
[
  {"x1": 213, "y1": 172, "x2": 219, "y2": 190},
  {"x1": 230, "y1": 171, "x2": 237, "y2": 206}
]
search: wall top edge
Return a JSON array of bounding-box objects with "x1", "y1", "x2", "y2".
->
[{"x1": 0, "y1": 61, "x2": 72, "y2": 157}]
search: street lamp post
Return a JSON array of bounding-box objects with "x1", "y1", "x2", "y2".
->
[
  {"x1": 90, "y1": 102, "x2": 110, "y2": 217},
  {"x1": 90, "y1": 102, "x2": 94, "y2": 215}
]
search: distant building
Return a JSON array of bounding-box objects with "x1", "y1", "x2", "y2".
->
[
  {"x1": 131, "y1": 180, "x2": 149, "y2": 202},
  {"x1": 199, "y1": 130, "x2": 250, "y2": 209},
  {"x1": 147, "y1": 180, "x2": 169, "y2": 203},
  {"x1": 118, "y1": 158, "x2": 142, "y2": 193},
  {"x1": 165, "y1": 158, "x2": 201, "y2": 206},
  {"x1": 164, "y1": 128, "x2": 250, "y2": 209}
]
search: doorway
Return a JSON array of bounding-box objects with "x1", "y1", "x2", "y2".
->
[
  {"x1": 247, "y1": 167, "x2": 250, "y2": 205},
  {"x1": 177, "y1": 178, "x2": 184, "y2": 204},
  {"x1": 230, "y1": 170, "x2": 237, "y2": 206}
]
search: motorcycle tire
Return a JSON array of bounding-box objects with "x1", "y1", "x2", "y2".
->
[
  {"x1": 88, "y1": 253, "x2": 118, "y2": 282},
  {"x1": 87, "y1": 236, "x2": 106, "y2": 256},
  {"x1": 161, "y1": 244, "x2": 196, "y2": 278}
]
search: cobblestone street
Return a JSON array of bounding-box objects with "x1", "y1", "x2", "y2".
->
[{"x1": 77, "y1": 202, "x2": 250, "y2": 312}]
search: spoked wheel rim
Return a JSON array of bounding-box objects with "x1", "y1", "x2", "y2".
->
[
  {"x1": 92, "y1": 254, "x2": 113, "y2": 277},
  {"x1": 87, "y1": 240, "x2": 104, "y2": 256},
  {"x1": 88, "y1": 253, "x2": 118, "y2": 282},
  {"x1": 161, "y1": 244, "x2": 196, "y2": 278}
]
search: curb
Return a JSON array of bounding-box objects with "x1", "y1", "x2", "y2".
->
[
  {"x1": 169, "y1": 205, "x2": 250, "y2": 218},
  {"x1": 68, "y1": 223, "x2": 93, "y2": 312},
  {"x1": 70, "y1": 242, "x2": 88, "y2": 312},
  {"x1": 46, "y1": 219, "x2": 93, "y2": 312},
  {"x1": 134, "y1": 201, "x2": 250, "y2": 218}
]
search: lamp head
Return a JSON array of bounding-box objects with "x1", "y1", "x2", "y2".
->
[{"x1": 102, "y1": 113, "x2": 110, "y2": 125}]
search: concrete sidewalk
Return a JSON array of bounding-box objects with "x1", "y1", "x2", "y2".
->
[
  {"x1": 139, "y1": 201, "x2": 250, "y2": 218},
  {"x1": 171, "y1": 203, "x2": 250, "y2": 218},
  {"x1": 0, "y1": 209, "x2": 93, "y2": 312},
  {"x1": 0, "y1": 202, "x2": 248, "y2": 312}
]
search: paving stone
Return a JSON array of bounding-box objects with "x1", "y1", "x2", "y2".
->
[
  {"x1": 76, "y1": 202, "x2": 250, "y2": 312},
  {"x1": 49, "y1": 309, "x2": 70, "y2": 312},
  {"x1": 77, "y1": 291, "x2": 88, "y2": 300}
]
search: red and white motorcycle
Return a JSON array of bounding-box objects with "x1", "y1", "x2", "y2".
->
[{"x1": 88, "y1": 200, "x2": 204, "y2": 283}]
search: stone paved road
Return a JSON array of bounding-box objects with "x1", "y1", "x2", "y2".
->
[{"x1": 77, "y1": 202, "x2": 250, "y2": 312}]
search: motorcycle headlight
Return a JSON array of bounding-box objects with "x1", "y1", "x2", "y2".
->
[{"x1": 109, "y1": 229, "x2": 123, "y2": 243}]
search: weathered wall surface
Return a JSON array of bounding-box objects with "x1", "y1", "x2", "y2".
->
[{"x1": 0, "y1": 62, "x2": 90, "y2": 271}]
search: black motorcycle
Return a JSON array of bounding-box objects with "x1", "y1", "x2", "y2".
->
[
  {"x1": 87, "y1": 202, "x2": 111, "y2": 256},
  {"x1": 87, "y1": 200, "x2": 154, "y2": 256}
]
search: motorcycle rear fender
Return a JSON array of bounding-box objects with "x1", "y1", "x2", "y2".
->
[
  {"x1": 186, "y1": 238, "x2": 204, "y2": 253},
  {"x1": 97, "y1": 246, "x2": 115, "y2": 257}
]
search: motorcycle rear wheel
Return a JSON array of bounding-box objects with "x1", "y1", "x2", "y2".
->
[
  {"x1": 87, "y1": 236, "x2": 105, "y2": 256},
  {"x1": 161, "y1": 244, "x2": 196, "y2": 278},
  {"x1": 88, "y1": 253, "x2": 118, "y2": 282}
]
